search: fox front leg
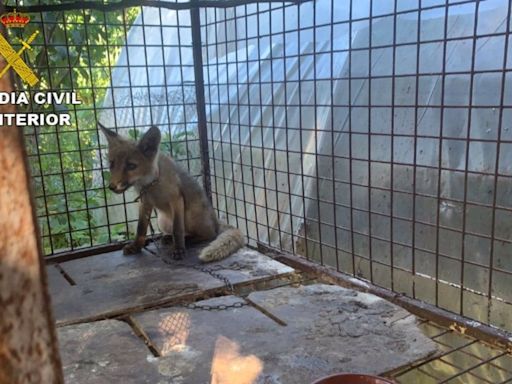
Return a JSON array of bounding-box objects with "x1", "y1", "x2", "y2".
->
[
  {"x1": 123, "y1": 202, "x2": 153, "y2": 255},
  {"x1": 171, "y1": 196, "x2": 186, "y2": 260}
]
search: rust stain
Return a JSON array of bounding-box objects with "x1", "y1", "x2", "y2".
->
[{"x1": 0, "y1": 20, "x2": 63, "y2": 383}]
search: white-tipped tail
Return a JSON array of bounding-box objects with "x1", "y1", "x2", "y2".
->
[{"x1": 199, "y1": 225, "x2": 245, "y2": 262}]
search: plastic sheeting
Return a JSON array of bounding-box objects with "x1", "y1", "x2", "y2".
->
[
  {"x1": 101, "y1": 0, "x2": 512, "y2": 329},
  {"x1": 99, "y1": 8, "x2": 198, "y2": 218},
  {"x1": 101, "y1": 10, "x2": 195, "y2": 130}
]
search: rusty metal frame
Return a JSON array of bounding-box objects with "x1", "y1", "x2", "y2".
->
[{"x1": 0, "y1": 15, "x2": 63, "y2": 382}]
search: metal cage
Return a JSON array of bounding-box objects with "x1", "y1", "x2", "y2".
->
[{"x1": 10, "y1": 0, "x2": 512, "y2": 381}]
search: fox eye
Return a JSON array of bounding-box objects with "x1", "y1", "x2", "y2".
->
[{"x1": 126, "y1": 162, "x2": 137, "y2": 171}]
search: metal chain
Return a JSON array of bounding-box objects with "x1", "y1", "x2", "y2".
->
[
  {"x1": 181, "y1": 301, "x2": 247, "y2": 311},
  {"x1": 133, "y1": 178, "x2": 160, "y2": 202},
  {"x1": 143, "y1": 212, "x2": 248, "y2": 311},
  {"x1": 180, "y1": 261, "x2": 250, "y2": 311},
  {"x1": 191, "y1": 263, "x2": 235, "y2": 293}
]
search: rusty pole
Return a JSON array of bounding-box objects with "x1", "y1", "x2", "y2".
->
[{"x1": 0, "y1": 25, "x2": 64, "y2": 384}]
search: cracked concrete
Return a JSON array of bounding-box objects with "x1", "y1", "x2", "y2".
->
[
  {"x1": 52, "y1": 248, "x2": 436, "y2": 384},
  {"x1": 48, "y1": 246, "x2": 294, "y2": 325}
]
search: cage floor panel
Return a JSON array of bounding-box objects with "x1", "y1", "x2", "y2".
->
[
  {"x1": 57, "y1": 320, "x2": 163, "y2": 384},
  {"x1": 56, "y1": 284, "x2": 437, "y2": 384},
  {"x1": 47, "y1": 246, "x2": 294, "y2": 325}
]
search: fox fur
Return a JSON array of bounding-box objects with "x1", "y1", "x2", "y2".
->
[{"x1": 99, "y1": 123, "x2": 244, "y2": 262}]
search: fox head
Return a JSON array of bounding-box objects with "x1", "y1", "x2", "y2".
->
[{"x1": 99, "y1": 123, "x2": 161, "y2": 193}]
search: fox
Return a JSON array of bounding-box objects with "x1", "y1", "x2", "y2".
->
[{"x1": 99, "y1": 123, "x2": 245, "y2": 262}]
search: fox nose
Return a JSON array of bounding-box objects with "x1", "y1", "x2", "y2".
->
[{"x1": 109, "y1": 182, "x2": 128, "y2": 194}]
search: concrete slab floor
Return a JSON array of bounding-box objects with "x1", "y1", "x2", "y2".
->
[
  {"x1": 57, "y1": 320, "x2": 163, "y2": 384},
  {"x1": 47, "y1": 246, "x2": 294, "y2": 326},
  {"x1": 57, "y1": 283, "x2": 437, "y2": 384}
]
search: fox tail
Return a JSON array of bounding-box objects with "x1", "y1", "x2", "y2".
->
[{"x1": 198, "y1": 224, "x2": 245, "y2": 262}]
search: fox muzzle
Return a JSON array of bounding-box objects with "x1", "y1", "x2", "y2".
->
[{"x1": 109, "y1": 182, "x2": 129, "y2": 194}]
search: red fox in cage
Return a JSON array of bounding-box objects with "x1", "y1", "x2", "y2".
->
[{"x1": 99, "y1": 123, "x2": 245, "y2": 262}]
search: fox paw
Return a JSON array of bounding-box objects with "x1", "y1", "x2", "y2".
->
[
  {"x1": 171, "y1": 248, "x2": 186, "y2": 260},
  {"x1": 160, "y1": 235, "x2": 174, "y2": 247},
  {"x1": 123, "y1": 242, "x2": 142, "y2": 255}
]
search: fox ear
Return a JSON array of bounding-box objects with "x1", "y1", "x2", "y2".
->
[
  {"x1": 98, "y1": 122, "x2": 119, "y2": 145},
  {"x1": 138, "y1": 126, "x2": 161, "y2": 158}
]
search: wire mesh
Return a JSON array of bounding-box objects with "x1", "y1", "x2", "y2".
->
[
  {"x1": 200, "y1": 0, "x2": 512, "y2": 334},
  {"x1": 12, "y1": 0, "x2": 512, "y2": 344},
  {"x1": 390, "y1": 320, "x2": 512, "y2": 384},
  {"x1": 15, "y1": 4, "x2": 200, "y2": 255}
]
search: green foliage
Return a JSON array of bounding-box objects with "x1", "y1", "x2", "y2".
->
[
  {"x1": 14, "y1": 7, "x2": 200, "y2": 255},
  {"x1": 16, "y1": 8, "x2": 142, "y2": 254}
]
